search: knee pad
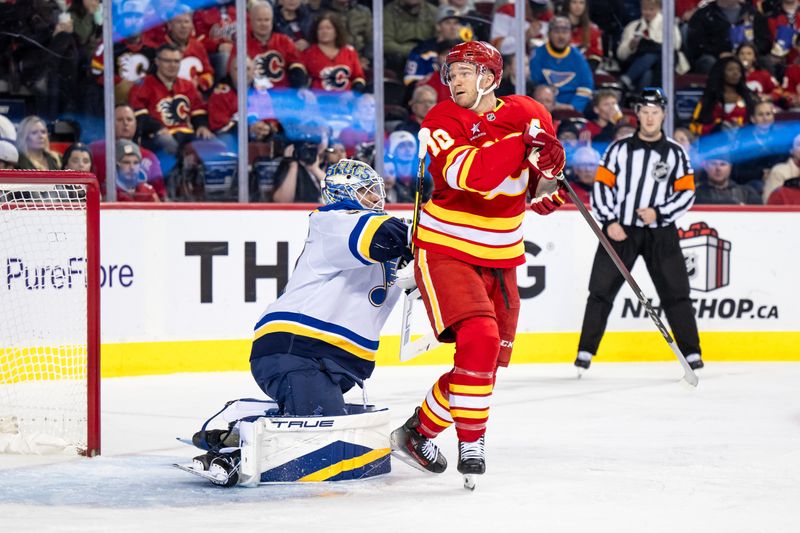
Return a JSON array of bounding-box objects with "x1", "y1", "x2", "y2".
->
[{"x1": 453, "y1": 316, "x2": 500, "y2": 372}]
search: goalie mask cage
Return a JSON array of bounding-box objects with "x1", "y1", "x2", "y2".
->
[{"x1": 0, "y1": 171, "x2": 100, "y2": 456}]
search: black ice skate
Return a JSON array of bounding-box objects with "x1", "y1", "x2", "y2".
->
[
  {"x1": 574, "y1": 351, "x2": 593, "y2": 377},
  {"x1": 175, "y1": 449, "x2": 241, "y2": 488},
  {"x1": 458, "y1": 436, "x2": 486, "y2": 491},
  {"x1": 390, "y1": 407, "x2": 447, "y2": 474},
  {"x1": 192, "y1": 427, "x2": 239, "y2": 452},
  {"x1": 685, "y1": 353, "x2": 704, "y2": 370}
]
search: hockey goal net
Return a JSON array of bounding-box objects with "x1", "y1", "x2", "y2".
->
[{"x1": 0, "y1": 171, "x2": 100, "y2": 456}]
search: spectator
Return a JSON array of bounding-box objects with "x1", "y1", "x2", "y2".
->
[
  {"x1": 737, "y1": 43, "x2": 780, "y2": 102},
  {"x1": 763, "y1": 133, "x2": 800, "y2": 202},
  {"x1": 690, "y1": 56, "x2": 756, "y2": 136},
  {"x1": 384, "y1": 130, "x2": 421, "y2": 203},
  {"x1": 767, "y1": 0, "x2": 800, "y2": 59},
  {"x1": 442, "y1": 0, "x2": 491, "y2": 41},
  {"x1": 495, "y1": 54, "x2": 536, "y2": 96},
  {"x1": 419, "y1": 40, "x2": 459, "y2": 103},
  {"x1": 383, "y1": 0, "x2": 438, "y2": 77},
  {"x1": 272, "y1": 122, "x2": 329, "y2": 203},
  {"x1": 735, "y1": 100, "x2": 790, "y2": 188},
  {"x1": 89, "y1": 104, "x2": 166, "y2": 197},
  {"x1": 324, "y1": 0, "x2": 374, "y2": 68},
  {"x1": 532, "y1": 84, "x2": 557, "y2": 113},
  {"x1": 404, "y1": 7, "x2": 465, "y2": 88},
  {"x1": 303, "y1": 13, "x2": 366, "y2": 93},
  {"x1": 491, "y1": 0, "x2": 551, "y2": 56},
  {"x1": 155, "y1": 6, "x2": 215, "y2": 92},
  {"x1": 617, "y1": 0, "x2": 689, "y2": 92},
  {"x1": 582, "y1": 90, "x2": 625, "y2": 142},
  {"x1": 695, "y1": 156, "x2": 761, "y2": 204},
  {"x1": 614, "y1": 121, "x2": 637, "y2": 139},
  {"x1": 559, "y1": 0, "x2": 603, "y2": 70},
  {"x1": 0, "y1": 115, "x2": 20, "y2": 170},
  {"x1": 767, "y1": 177, "x2": 800, "y2": 204},
  {"x1": 529, "y1": 16, "x2": 594, "y2": 112},
  {"x1": 784, "y1": 60, "x2": 800, "y2": 108},
  {"x1": 673, "y1": 126, "x2": 699, "y2": 167},
  {"x1": 68, "y1": 0, "x2": 102, "y2": 54},
  {"x1": 16, "y1": 116, "x2": 61, "y2": 171},
  {"x1": 567, "y1": 145, "x2": 600, "y2": 204},
  {"x1": 589, "y1": 0, "x2": 628, "y2": 61},
  {"x1": 238, "y1": 1, "x2": 307, "y2": 89},
  {"x1": 90, "y1": 0, "x2": 155, "y2": 106},
  {"x1": 686, "y1": 0, "x2": 771, "y2": 74},
  {"x1": 396, "y1": 85, "x2": 438, "y2": 136},
  {"x1": 115, "y1": 139, "x2": 165, "y2": 202},
  {"x1": 274, "y1": 0, "x2": 314, "y2": 52},
  {"x1": 207, "y1": 58, "x2": 279, "y2": 149},
  {"x1": 62, "y1": 143, "x2": 93, "y2": 173},
  {"x1": 557, "y1": 118, "x2": 583, "y2": 161},
  {"x1": 193, "y1": 0, "x2": 237, "y2": 56},
  {"x1": 128, "y1": 44, "x2": 213, "y2": 167},
  {"x1": 338, "y1": 93, "x2": 376, "y2": 156}
]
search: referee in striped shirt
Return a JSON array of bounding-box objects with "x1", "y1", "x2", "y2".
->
[{"x1": 574, "y1": 88, "x2": 704, "y2": 372}]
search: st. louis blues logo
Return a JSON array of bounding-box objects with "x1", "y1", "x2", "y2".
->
[
  {"x1": 254, "y1": 51, "x2": 285, "y2": 82},
  {"x1": 156, "y1": 95, "x2": 191, "y2": 126},
  {"x1": 320, "y1": 65, "x2": 351, "y2": 91},
  {"x1": 542, "y1": 69, "x2": 576, "y2": 88}
]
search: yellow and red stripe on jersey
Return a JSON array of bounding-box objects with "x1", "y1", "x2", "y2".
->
[{"x1": 414, "y1": 200, "x2": 526, "y2": 267}]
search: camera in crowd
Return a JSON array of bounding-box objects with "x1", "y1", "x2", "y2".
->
[{"x1": 293, "y1": 141, "x2": 320, "y2": 165}]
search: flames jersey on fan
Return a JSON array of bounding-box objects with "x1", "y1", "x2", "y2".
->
[
  {"x1": 129, "y1": 74, "x2": 207, "y2": 134},
  {"x1": 303, "y1": 44, "x2": 365, "y2": 92},
  {"x1": 250, "y1": 201, "x2": 409, "y2": 380},
  {"x1": 154, "y1": 35, "x2": 215, "y2": 92},
  {"x1": 90, "y1": 40, "x2": 155, "y2": 85},
  {"x1": 237, "y1": 32, "x2": 305, "y2": 89},
  {"x1": 415, "y1": 95, "x2": 555, "y2": 268},
  {"x1": 194, "y1": 3, "x2": 237, "y2": 54}
]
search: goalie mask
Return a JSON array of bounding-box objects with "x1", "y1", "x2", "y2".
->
[
  {"x1": 322, "y1": 159, "x2": 386, "y2": 212},
  {"x1": 441, "y1": 41, "x2": 503, "y2": 111}
]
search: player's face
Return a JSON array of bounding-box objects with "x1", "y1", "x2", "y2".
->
[
  {"x1": 448, "y1": 62, "x2": 489, "y2": 108},
  {"x1": 357, "y1": 186, "x2": 385, "y2": 211},
  {"x1": 636, "y1": 105, "x2": 664, "y2": 136},
  {"x1": 66, "y1": 150, "x2": 92, "y2": 172},
  {"x1": 115, "y1": 106, "x2": 137, "y2": 139}
]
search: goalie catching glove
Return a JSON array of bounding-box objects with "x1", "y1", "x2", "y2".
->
[{"x1": 522, "y1": 119, "x2": 566, "y2": 178}]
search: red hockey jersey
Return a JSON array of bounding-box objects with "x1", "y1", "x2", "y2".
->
[
  {"x1": 194, "y1": 4, "x2": 237, "y2": 53},
  {"x1": 234, "y1": 32, "x2": 305, "y2": 89},
  {"x1": 148, "y1": 34, "x2": 215, "y2": 92},
  {"x1": 90, "y1": 40, "x2": 155, "y2": 85},
  {"x1": 129, "y1": 74, "x2": 207, "y2": 134},
  {"x1": 415, "y1": 95, "x2": 556, "y2": 268},
  {"x1": 302, "y1": 44, "x2": 365, "y2": 92}
]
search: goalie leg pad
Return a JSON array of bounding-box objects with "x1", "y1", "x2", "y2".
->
[{"x1": 238, "y1": 405, "x2": 392, "y2": 485}]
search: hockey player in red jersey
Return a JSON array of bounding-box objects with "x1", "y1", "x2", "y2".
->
[{"x1": 390, "y1": 41, "x2": 567, "y2": 487}]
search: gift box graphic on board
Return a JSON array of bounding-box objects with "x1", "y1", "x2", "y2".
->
[{"x1": 678, "y1": 222, "x2": 731, "y2": 292}]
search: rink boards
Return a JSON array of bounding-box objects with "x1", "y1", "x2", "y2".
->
[{"x1": 45, "y1": 204, "x2": 800, "y2": 376}]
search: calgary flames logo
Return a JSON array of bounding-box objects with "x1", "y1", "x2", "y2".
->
[
  {"x1": 254, "y1": 51, "x2": 285, "y2": 82},
  {"x1": 156, "y1": 95, "x2": 190, "y2": 127},
  {"x1": 117, "y1": 52, "x2": 151, "y2": 82},
  {"x1": 320, "y1": 65, "x2": 351, "y2": 91}
]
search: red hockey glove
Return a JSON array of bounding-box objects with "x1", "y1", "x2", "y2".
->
[
  {"x1": 523, "y1": 120, "x2": 566, "y2": 178},
  {"x1": 529, "y1": 175, "x2": 566, "y2": 216}
]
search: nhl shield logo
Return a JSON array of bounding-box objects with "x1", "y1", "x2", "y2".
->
[
  {"x1": 486, "y1": 113, "x2": 496, "y2": 121},
  {"x1": 652, "y1": 161, "x2": 670, "y2": 182}
]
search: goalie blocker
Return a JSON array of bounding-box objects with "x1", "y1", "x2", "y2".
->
[{"x1": 182, "y1": 399, "x2": 391, "y2": 487}]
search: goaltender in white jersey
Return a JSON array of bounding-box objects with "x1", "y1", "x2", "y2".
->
[{"x1": 249, "y1": 159, "x2": 413, "y2": 416}]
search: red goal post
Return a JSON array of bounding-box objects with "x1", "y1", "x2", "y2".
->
[{"x1": 0, "y1": 171, "x2": 100, "y2": 456}]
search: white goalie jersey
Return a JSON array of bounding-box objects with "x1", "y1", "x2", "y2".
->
[{"x1": 250, "y1": 200, "x2": 411, "y2": 380}]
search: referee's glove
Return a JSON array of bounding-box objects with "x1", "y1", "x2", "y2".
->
[{"x1": 522, "y1": 120, "x2": 566, "y2": 178}]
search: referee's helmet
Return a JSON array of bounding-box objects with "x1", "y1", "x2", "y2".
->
[{"x1": 636, "y1": 87, "x2": 668, "y2": 111}]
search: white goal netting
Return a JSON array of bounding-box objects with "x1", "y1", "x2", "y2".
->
[{"x1": 0, "y1": 182, "x2": 95, "y2": 455}]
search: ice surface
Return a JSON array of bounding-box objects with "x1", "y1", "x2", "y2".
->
[{"x1": 1, "y1": 363, "x2": 799, "y2": 533}]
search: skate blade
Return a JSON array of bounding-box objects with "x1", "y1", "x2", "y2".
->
[
  {"x1": 390, "y1": 450, "x2": 437, "y2": 475},
  {"x1": 576, "y1": 367, "x2": 586, "y2": 379},
  {"x1": 174, "y1": 463, "x2": 228, "y2": 483},
  {"x1": 463, "y1": 474, "x2": 477, "y2": 491}
]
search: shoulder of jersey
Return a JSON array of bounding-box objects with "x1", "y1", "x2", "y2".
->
[
  {"x1": 500, "y1": 94, "x2": 544, "y2": 114},
  {"x1": 423, "y1": 100, "x2": 471, "y2": 133}
]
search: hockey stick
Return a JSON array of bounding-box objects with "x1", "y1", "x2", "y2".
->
[
  {"x1": 399, "y1": 128, "x2": 432, "y2": 361},
  {"x1": 556, "y1": 175, "x2": 699, "y2": 387}
]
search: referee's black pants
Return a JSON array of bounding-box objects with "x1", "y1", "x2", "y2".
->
[{"x1": 578, "y1": 224, "x2": 701, "y2": 357}]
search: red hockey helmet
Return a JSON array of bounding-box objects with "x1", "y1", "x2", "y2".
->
[{"x1": 442, "y1": 41, "x2": 503, "y2": 86}]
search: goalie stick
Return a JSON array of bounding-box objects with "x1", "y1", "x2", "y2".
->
[
  {"x1": 399, "y1": 128, "x2": 433, "y2": 360},
  {"x1": 556, "y1": 175, "x2": 699, "y2": 387}
]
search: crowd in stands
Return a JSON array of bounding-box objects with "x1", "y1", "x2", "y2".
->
[{"x1": 0, "y1": 0, "x2": 798, "y2": 205}]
